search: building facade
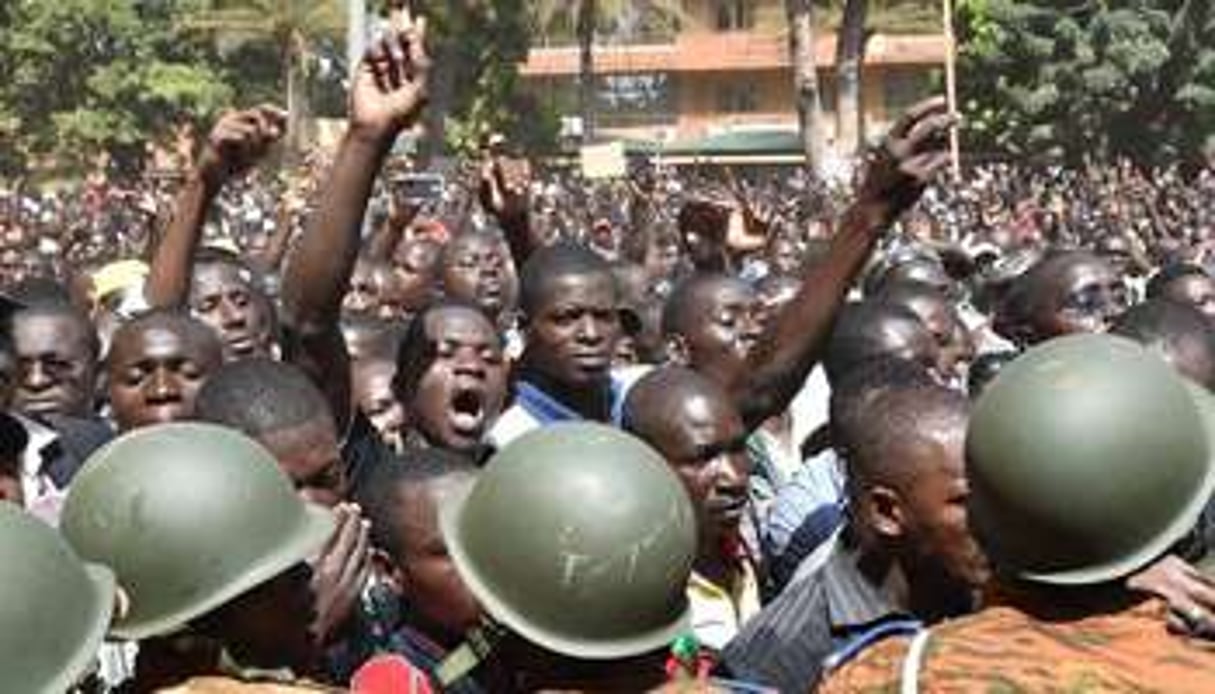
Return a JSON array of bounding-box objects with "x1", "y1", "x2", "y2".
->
[{"x1": 521, "y1": 0, "x2": 947, "y2": 150}]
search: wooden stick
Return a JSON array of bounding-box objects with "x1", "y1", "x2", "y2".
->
[{"x1": 942, "y1": 0, "x2": 961, "y2": 180}]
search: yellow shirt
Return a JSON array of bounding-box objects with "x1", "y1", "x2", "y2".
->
[{"x1": 687, "y1": 559, "x2": 762, "y2": 651}]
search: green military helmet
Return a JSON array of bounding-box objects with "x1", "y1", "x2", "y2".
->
[
  {"x1": 967, "y1": 333, "x2": 1215, "y2": 585},
  {"x1": 0, "y1": 503, "x2": 115, "y2": 693},
  {"x1": 441, "y1": 422, "x2": 697, "y2": 660},
  {"x1": 60, "y1": 423, "x2": 334, "y2": 640}
]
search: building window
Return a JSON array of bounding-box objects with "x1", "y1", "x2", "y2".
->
[
  {"x1": 595, "y1": 72, "x2": 678, "y2": 127},
  {"x1": 716, "y1": 0, "x2": 754, "y2": 31},
  {"x1": 717, "y1": 81, "x2": 759, "y2": 113}
]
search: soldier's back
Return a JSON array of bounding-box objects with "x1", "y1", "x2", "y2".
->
[{"x1": 819, "y1": 598, "x2": 1215, "y2": 693}]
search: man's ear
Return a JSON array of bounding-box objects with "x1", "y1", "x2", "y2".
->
[
  {"x1": 370, "y1": 548, "x2": 405, "y2": 596},
  {"x1": 860, "y1": 484, "x2": 906, "y2": 542},
  {"x1": 665, "y1": 333, "x2": 690, "y2": 366}
]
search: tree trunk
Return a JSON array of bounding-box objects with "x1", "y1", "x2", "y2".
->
[
  {"x1": 577, "y1": 0, "x2": 597, "y2": 142},
  {"x1": 835, "y1": 0, "x2": 868, "y2": 156},
  {"x1": 786, "y1": 0, "x2": 825, "y2": 177}
]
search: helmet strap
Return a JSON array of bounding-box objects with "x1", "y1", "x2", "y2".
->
[{"x1": 434, "y1": 620, "x2": 506, "y2": 688}]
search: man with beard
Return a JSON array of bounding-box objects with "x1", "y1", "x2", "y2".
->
[
  {"x1": 623, "y1": 367, "x2": 758, "y2": 652},
  {"x1": 106, "y1": 308, "x2": 223, "y2": 432},
  {"x1": 721, "y1": 383, "x2": 988, "y2": 691},
  {"x1": 820, "y1": 336, "x2": 1215, "y2": 692}
]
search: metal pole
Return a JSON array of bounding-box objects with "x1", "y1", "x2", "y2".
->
[
  {"x1": 347, "y1": 0, "x2": 367, "y2": 84},
  {"x1": 942, "y1": 0, "x2": 961, "y2": 180}
]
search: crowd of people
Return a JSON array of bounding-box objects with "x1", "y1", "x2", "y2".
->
[{"x1": 6, "y1": 7, "x2": 1215, "y2": 694}]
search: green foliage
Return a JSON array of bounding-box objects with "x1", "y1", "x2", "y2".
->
[
  {"x1": 956, "y1": 0, "x2": 1215, "y2": 166},
  {"x1": 425, "y1": 0, "x2": 560, "y2": 156},
  {"x1": 0, "y1": 0, "x2": 233, "y2": 178}
]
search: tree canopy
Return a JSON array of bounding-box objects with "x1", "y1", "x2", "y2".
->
[
  {"x1": 0, "y1": 0, "x2": 233, "y2": 178},
  {"x1": 956, "y1": 0, "x2": 1215, "y2": 166}
]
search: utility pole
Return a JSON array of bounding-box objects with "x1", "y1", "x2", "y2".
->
[
  {"x1": 347, "y1": 0, "x2": 367, "y2": 83},
  {"x1": 943, "y1": 0, "x2": 961, "y2": 180}
]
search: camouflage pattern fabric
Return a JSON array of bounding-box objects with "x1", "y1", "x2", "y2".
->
[{"x1": 818, "y1": 597, "x2": 1215, "y2": 693}]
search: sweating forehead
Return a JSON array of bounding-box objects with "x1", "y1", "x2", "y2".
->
[
  {"x1": 531, "y1": 266, "x2": 618, "y2": 308},
  {"x1": 12, "y1": 309, "x2": 96, "y2": 353},
  {"x1": 191, "y1": 261, "x2": 258, "y2": 295},
  {"x1": 691, "y1": 276, "x2": 755, "y2": 308},
  {"x1": 422, "y1": 305, "x2": 497, "y2": 341},
  {"x1": 110, "y1": 318, "x2": 221, "y2": 362},
  {"x1": 444, "y1": 232, "x2": 504, "y2": 260}
]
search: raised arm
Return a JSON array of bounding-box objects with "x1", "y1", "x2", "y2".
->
[
  {"x1": 480, "y1": 156, "x2": 543, "y2": 267},
  {"x1": 278, "y1": 11, "x2": 430, "y2": 431},
  {"x1": 736, "y1": 97, "x2": 955, "y2": 430},
  {"x1": 144, "y1": 106, "x2": 286, "y2": 308}
]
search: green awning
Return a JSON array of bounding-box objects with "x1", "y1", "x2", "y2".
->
[{"x1": 664, "y1": 129, "x2": 803, "y2": 155}]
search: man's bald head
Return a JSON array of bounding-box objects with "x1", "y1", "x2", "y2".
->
[
  {"x1": 623, "y1": 366, "x2": 735, "y2": 446},
  {"x1": 824, "y1": 302, "x2": 936, "y2": 384}
]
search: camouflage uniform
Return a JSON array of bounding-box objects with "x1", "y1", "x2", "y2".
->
[{"x1": 819, "y1": 593, "x2": 1215, "y2": 693}]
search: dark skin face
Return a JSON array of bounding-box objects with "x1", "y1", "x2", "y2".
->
[
  {"x1": 524, "y1": 271, "x2": 621, "y2": 391},
  {"x1": 193, "y1": 562, "x2": 320, "y2": 676},
  {"x1": 352, "y1": 358, "x2": 405, "y2": 446},
  {"x1": 392, "y1": 239, "x2": 440, "y2": 316},
  {"x1": 343, "y1": 259, "x2": 385, "y2": 317},
  {"x1": 1163, "y1": 274, "x2": 1215, "y2": 319},
  {"x1": 259, "y1": 416, "x2": 346, "y2": 508},
  {"x1": 858, "y1": 415, "x2": 990, "y2": 620},
  {"x1": 383, "y1": 477, "x2": 480, "y2": 642},
  {"x1": 189, "y1": 262, "x2": 275, "y2": 361},
  {"x1": 408, "y1": 307, "x2": 507, "y2": 453},
  {"x1": 675, "y1": 278, "x2": 763, "y2": 388},
  {"x1": 641, "y1": 389, "x2": 750, "y2": 549},
  {"x1": 768, "y1": 236, "x2": 803, "y2": 277},
  {"x1": 107, "y1": 323, "x2": 223, "y2": 432},
  {"x1": 1034, "y1": 255, "x2": 1125, "y2": 339},
  {"x1": 442, "y1": 234, "x2": 519, "y2": 323},
  {"x1": 897, "y1": 293, "x2": 966, "y2": 381},
  {"x1": 11, "y1": 312, "x2": 97, "y2": 419}
]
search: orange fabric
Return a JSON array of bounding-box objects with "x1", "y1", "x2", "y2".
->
[
  {"x1": 818, "y1": 598, "x2": 1215, "y2": 693},
  {"x1": 157, "y1": 676, "x2": 340, "y2": 693}
]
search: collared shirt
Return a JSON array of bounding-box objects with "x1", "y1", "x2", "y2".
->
[
  {"x1": 15, "y1": 412, "x2": 66, "y2": 523},
  {"x1": 688, "y1": 557, "x2": 763, "y2": 652},
  {"x1": 720, "y1": 538, "x2": 912, "y2": 692},
  {"x1": 761, "y1": 449, "x2": 846, "y2": 590},
  {"x1": 487, "y1": 366, "x2": 650, "y2": 449}
]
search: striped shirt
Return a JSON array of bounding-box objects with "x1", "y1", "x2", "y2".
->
[{"x1": 720, "y1": 537, "x2": 913, "y2": 692}]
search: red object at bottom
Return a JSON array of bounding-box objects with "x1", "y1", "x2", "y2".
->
[{"x1": 350, "y1": 654, "x2": 436, "y2": 694}]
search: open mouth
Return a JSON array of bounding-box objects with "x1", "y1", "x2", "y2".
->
[{"x1": 448, "y1": 387, "x2": 486, "y2": 436}]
